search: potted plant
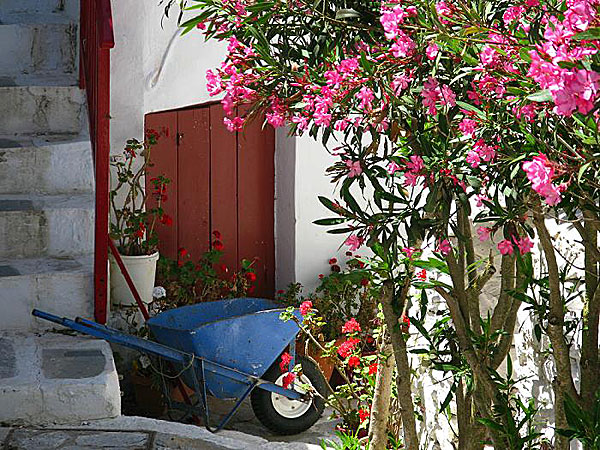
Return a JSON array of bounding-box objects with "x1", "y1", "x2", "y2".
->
[{"x1": 109, "y1": 131, "x2": 171, "y2": 306}]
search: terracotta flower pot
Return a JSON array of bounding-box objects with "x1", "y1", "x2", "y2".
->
[
  {"x1": 130, "y1": 371, "x2": 166, "y2": 418},
  {"x1": 298, "y1": 337, "x2": 345, "y2": 382}
]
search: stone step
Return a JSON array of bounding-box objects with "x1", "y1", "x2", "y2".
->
[
  {"x1": 0, "y1": 255, "x2": 93, "y2": 331},
  {"x1": 0, "y1": 135, "x2": 93, "y2": 195},
  {"x1": 0, "y1": 72, "x2": 79, "y2": 87},
  {"x1": 0, "y1": 194, "x2": 94, "y2": 259},
  {"x1": 0, "y1": 86, "x2": 86, "y2": 135},
  {"x1": 0, "y1": 332, "x2": 121, "y2": 424},
  {"x1": 0, "y1": 0, "x2": 78, "y2": 23},
  {"x1": 0, "y1": 23, "x2": 78, "y2": 78}
]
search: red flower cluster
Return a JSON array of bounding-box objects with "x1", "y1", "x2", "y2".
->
[
  {"x1": 358, "y1": 408, "x2": 370, "y2": 423},
  {"x1": 282, "y1": 372, "x2": 296, "y2": 389},
  {"x1": 341, "y1": 318, "x2": 361, "y2": 334},
  {"x1": 368, "y1": 362, "x2": 378, "y2": 376},
  {"x1": 400, "y1": 314, "x2": 410, "y2": 333},
  {"x1": 338, "y1": 338, "x2": 360, "y2": 358},
  {"x1": 299, "y1": 300, "x2": 313, "y2": 316},
  {"x1": 347, "y1": 356, "x2": 360, "y2": 368},
  {"x1": 279, "y1": 352, "x2": 292, "y2": 372}
]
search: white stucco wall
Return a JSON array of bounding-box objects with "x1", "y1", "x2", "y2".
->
[{"x1": 109, "y1": 2, "x2": 349, "y2": 292}]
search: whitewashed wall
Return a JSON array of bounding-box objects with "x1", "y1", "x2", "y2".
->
[{"x1": 109, "y1": 2, "x2": 348, "y2": 292}]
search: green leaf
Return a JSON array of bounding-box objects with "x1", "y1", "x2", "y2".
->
[
  {"x1": 578, "y1": 162, "x2": 592, "y2": 182},
  {"x1": 527, "y1": 90, "x2": 553, "y2": 102},
  {"x1": 573, "y1": 28, "x2": 600, "y2": 41},
  {"x1": 313, "y1": 218, "x2": 347, "y2": 226}
]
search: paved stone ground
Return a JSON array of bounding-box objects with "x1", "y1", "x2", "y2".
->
[
  {"x1": 0, "y1": 412, "x2": 338, "y2": 449},
  {"x1": 0, "y1": 403, "x2": 339, "y2": 449}
]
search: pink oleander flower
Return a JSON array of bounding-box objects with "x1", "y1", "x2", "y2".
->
[
  {"x1": 403, "y1": 171, "x2": 419, "y2": 187},
  {"x1": 522, "y1": 154, "x2": 562, "y2": 205},
  {"x1": 426, "y1": 42, "x2": 439, "y2": 60},
  {"x1": 345, "y1": 234, "x2": 364, "y2": 252},
  {"x1": 475, "y1": 194, "x2": 489, "y2": 208},
  {"x1": 515, "y1": 236, "x2": 534, "y2": 255},
  {"x1": 206, "y1": 69, "x2": 223, "y2": 96},
  {"x1": 334, "y1": 119, "x2": 349, "y2": 131},
  {"x1": 392, "y1": 73, "x2": 412, "y2": 95},
  {"x1": 345, "y1": 160, "x2": 363, "y2": 177},
  {"x1": 459, "y1": 118, "x2": 477, "y2": 138},
  {"x1": 466, "y1": 150, "x2": 481, "y2": 168},
  {"x1": 390, "y1": 31, "x2": 416, "y2": 58},
  {"x1": 402, "y1": 247, "x2": 418, "y2": 259},
  {"x1": 440, "y1": 85, "x2": 456, "y2": 107},
  {"x1": 357, "y1": 86, "x2": 375, "y2": 111},
  {"x1": 266, "y1": 111, "x2": 286, "y2": 128},
  {"x1": 437, "y1": 239, "x2": 452, "y2": 256},
  {"x1": 387, "y1": 160, "x2": 402, "y2": 174},
  {"x1": 407, "y1": 155, "x2": 424, "y2": 172},
  {"x1": 497, "y1": 239, "x2": 514, "y2": 255},
  {"x1": 223, "y1": 116, "x2": 244, "y2": 132},
  {"x1": 477, "y1": 227, "x2": 492, "y2": 242},
  {"x1": 435, "y1": 1, "x2": 452, "y2": 17}
]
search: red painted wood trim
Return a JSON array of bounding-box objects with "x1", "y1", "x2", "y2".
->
[
  {"x1": 98, "y1": 0, "x2": 115, "y2": 49},
  {"x1": 81, "y1": 0, "x2": 114, "y2": 323}
]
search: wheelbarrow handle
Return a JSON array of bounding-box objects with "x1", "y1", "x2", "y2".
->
[{"x1": 32, "y1": 309, "x2": 189, "y2": 365}]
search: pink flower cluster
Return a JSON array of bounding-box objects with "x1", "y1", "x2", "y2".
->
[
  {"x1": 527, "y1": 0, "x2": 600, "y2": 116},
  {"x1": 466, "y1": 139, "x2": 497, "y2": 168},
  {"x1": 380, "y1": 5, "x2": 417, "y2": 58},
  {"x1": 522, "y1": 154, "x2": 562, "y2": 206},
  {"x1": 421, "y1": 77, "x2": 456, "y2": 115},
  {"x1": 497, "y1": 236, "x2": 534, "y2": 255}
]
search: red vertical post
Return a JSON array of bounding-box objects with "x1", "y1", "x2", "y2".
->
[{"x1": 82, "y1": 0, "x2": 114, "y2": 324}]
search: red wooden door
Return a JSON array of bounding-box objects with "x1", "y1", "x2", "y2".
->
[{"x1": 146, "y1": 104, "x2": 275, "y2": 298}]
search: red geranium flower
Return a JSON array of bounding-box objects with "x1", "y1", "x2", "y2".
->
[
  {"x1": 368, "y1": 362, "x2": 378, "y2": 375},
  {"x1": 213, "y1": 240, "x2": 224, "y2": 251},
  {"x1": 341, "y1": 318, "x2": 361, "y2": 334},
  {"x1": 328, "y1": 258, "x2": 337, "y2": 265},
  {"x1": 347, "y1": 355, "x2": 360, "y2": 368},
  {"x1": 359, "y1": 409, "x2": 369, "y2": 423},
  {"x1": 279, "y1": 352, "x2": 293, "y2": 372},
  {"x1": 299, "y1": 300, "x2": 313, "y2": 316},
  {"x1": 213, "y1": 230, "x2": 222, "y2": 239},
  {"x1": 160, "y1": 214, "x2": 173, "y2": 226},
  {"x1": 417, "y1": 269, "x2": 427, "y2": 280},
  {"x1": 178, "y1": 247, "x2": 188, "y2": 258},
  {"x1": 246, "y1": 272, "x2": 257, "y2": 282},
  {"x1": 401, "y1": 314, "x2": 410, "y2": 333},
  {"x1": 282, "y1": 372, "x2": 296, "y2": 389},
  {"x1": 338, "y1": 338, "x2": 360, "y2": 358},
  {"x1": 360, "y1": 278, "x2": 369, "y2": 286},
  {"x1": 318, "y1": 274, "x2": 324, "y2": 279}
]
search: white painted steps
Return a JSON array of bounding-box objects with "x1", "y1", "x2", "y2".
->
[
  {"x1": 0, "y1": 135, "x2": 93, "y2": 194},
  {"x1": 0, "y1": 255, "x2": 93, "y2": 331},
  {"x1": 0, "y1": 86, "x2": 86, "y2": 135},
  {"x1": 0, "y1": 332, "x2": 120, "y2": 424},
  {"x1": 0, "y1": 194, "x2": 94, "y2": 259},
  {"x1": 0, "y1": 0, "x2": 122, "y2": 424},
  {"x1": 0, "y1": 23, "x2": 78, "y2": 77}
]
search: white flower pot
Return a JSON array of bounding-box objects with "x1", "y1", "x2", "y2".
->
[{"x1": 109, "y1": 251, "x2": 159, "y2": 307}]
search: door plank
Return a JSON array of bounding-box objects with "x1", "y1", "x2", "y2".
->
[
  {"x1": 145, "y1": 111, "x2": 178, "y2": 259},
  {"x1": 237, "y1": 116, "x2": 275, "y2": 298},
  {"x1": 177, "y1": 108, "x2": 211, "y2": 261},
  {"x1": 210, "y1": 104, "x2": 239, "y2": 274}
]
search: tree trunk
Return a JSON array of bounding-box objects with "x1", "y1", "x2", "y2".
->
[
  {"x1": 368, "y1": 340, "x2": 395, "y2": 450},
  {"x1": 381, "y1": 280, "x2": 419, "y2": 450}
]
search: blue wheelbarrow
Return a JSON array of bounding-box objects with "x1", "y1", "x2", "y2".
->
[{"x1": 32, "y1": 298, "x2": 327, "y2": 435}]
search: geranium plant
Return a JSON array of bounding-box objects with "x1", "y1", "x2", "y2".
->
[
  {"x1": 109, "y1": 131, "x2": 171, "y2": 256},
  {"x1": 156, "y1": 231, "x2": 258, "y2": 306}
]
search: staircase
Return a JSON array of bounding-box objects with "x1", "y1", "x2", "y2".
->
[{"x1": 0, "y1": 0, "x2": 120, "y2": 424}]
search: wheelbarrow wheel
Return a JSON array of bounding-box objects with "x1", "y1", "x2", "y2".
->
[{"x1": 251, "y1": 355, "x2": 327, "y2": 435}]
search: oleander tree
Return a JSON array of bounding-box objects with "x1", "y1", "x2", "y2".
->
[{"x1": 167, "y1": 0, "x2": 600, "y2": 448}]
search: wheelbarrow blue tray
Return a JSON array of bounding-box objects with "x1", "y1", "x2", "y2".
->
[
  {"x1": 31, "y1": 298, "x2": 306, "y2": 433},
  {"x1": 147, "y1": 298, "x2": 302, "y2": 399}
]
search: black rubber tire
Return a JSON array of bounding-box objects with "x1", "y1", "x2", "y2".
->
[{"x1": 251, "y1": 355, "x2": 327, "y2": 435}]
